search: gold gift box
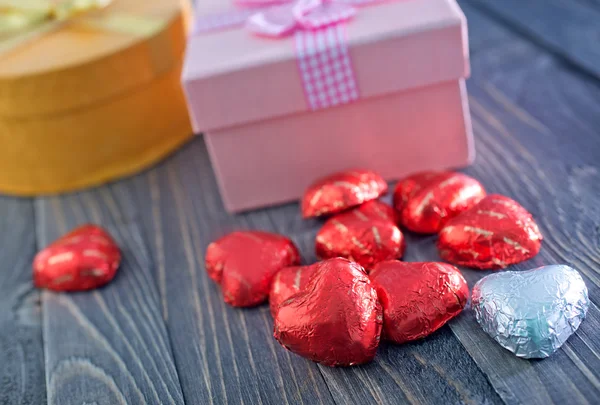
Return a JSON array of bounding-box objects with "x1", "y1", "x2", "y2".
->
[{"x1": 0, "y1": 0, "x2": 192, "y2": 195}]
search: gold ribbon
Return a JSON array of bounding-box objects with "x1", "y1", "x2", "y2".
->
[{"x1": 0, "y1": 0, "x2": 167, "y2": 56}]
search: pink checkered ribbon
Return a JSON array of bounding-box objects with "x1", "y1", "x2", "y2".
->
[
  {"x1": 296, "y1": 25, "x2": 359, "y2": 110},
  {"x1": 194, "y1": 0, "x2": 385, "y2": 110}
]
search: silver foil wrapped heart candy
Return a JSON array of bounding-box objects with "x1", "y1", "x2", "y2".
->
[{"x1": 472, "y1": 265, "x2": 589, "y2": 359}]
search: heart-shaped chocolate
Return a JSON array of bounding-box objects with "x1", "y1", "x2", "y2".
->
[
  {"x1": 274, "y1": 258, "x2": 382, "y2": 366},
  {"x1": 393, "y1": 171, "x2": 486, "y2": 234},
  {"x1": 370, "y1": 261, "x2": 468, "y2": 344},
  {"x1": 351, "y1": 199, "x2": 398, "y2": 223},
  {"x1": 472, "y1": 265, "x2": 589, "y2": 358},
  {"x1": 205, "y1": 231, "x2": 300, "y2": 307},
  {"x1": 33, "y1": 224, "x2": 121, "y2": 291},
  {"x1": 315, "y1": 201, "x2": 405, "y2": 271},
  {"x1": 269, "y1": 263, "x2": 321, "y2": 317},
  {"x1": 302, "y1": 169, "x2": 388, "y2": 218},
  {"x1": 438, "y1": 194, "x2": 543, "y2": 269}
]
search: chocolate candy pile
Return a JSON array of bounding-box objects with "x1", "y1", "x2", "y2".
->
[
  {"x1": 200, "y1": 168, "x2": 587, "y2": 363},
  {"x1": 32, "y1": 169, "x2": 589, "y2": 362}
]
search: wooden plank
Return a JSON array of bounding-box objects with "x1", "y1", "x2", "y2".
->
[
  {"x1": 124, "y1": 161, "x2": 337, "y2": 405},
  {"x1": 0, "y1": 197, "x2": 46, "y2": 405},
  {"x1": 36, "y1": 195, "x2": 185, "y2": 405},
  {"x1": 413, "y1": 3, "x2": 600, "y2": 404},
  {"x1": 27, "y1": 3, "x2": 600, "y2": 405},
  {"x1": 454, "y1": 96, "x2": 600, "y2": 403},
  {"x1": 117, "y1": 140, "x2": 503, "y2": 405},
  {"x1": 459, "y1": 0, "x2": 512, "y2": 55},
  {"x1": 464, "y1": 0, "x2": 600, "y2": 79},
  {"x1": 575, "y1": 0, "x2": 600, "y2": 10}
]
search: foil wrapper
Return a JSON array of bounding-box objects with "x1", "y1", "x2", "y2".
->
[
  {"x1": 205, "y1": 231, "x2": 300, "y2": 307},
  {"x1": 438, "y1": 194, "x2": 543, "y2": 269},
  {"x1": 472, "y1": 265, "x2": 589, "y2": 359},
  {"x1": 393, "y1": 171, "x2": 486, "y2": 234},
  {"x1": 33, "y1": 224, "x2": 121, "y2": 291},
  {"x1": 315, "y1": 201, "x2": 405, "y2": 271},
  {"x1": 354, "y1": 200, "x2": 398, "y2": 223},
  {"x1": 274, "y1": 258, "x2": 382, "y2": 367},
  {"x1": 269, "y1": 263, "x2": 320, "y2": 317},
  {"x1": 370, "y1": 261, "x2": 468, "y2": 343},
  {"x1": 302, "y1": 169, "x2": 388, "y2": 218}
]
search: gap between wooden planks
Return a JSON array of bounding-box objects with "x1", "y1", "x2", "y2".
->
[{"x1": 31, "y1": 2, "x2": 600, "y2": 405}]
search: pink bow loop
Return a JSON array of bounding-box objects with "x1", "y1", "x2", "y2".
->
[
  {"x1": 235, "y1": 0, "x2": 291, "y2": 6},
  {"x1": 193, "y1": 0, "x2": 388, "y2": 36},
  {"x1": 246, "y1": 0, "x2": 357, "y2": 37}
]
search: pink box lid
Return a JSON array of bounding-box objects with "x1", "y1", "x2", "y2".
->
[{"x1": 182, "y1": 0, "x2": 470, "y2": 133}]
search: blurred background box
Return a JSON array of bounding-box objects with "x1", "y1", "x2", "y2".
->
[{"x1": 0, "y1": 0, "x2": 192, "y2": 196}]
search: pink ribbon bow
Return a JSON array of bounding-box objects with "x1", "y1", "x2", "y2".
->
[
  {"x1": 245, "y1": 0, "x2": 357, "y2": 37},
  {"x1": 194, "y1": 0, "x2": 384, "y2": 37},
  {"x1": 192, "y1": 0, "x2": 388, "y2": 111}
]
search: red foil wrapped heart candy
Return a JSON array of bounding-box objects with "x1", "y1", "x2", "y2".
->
[
  {"x1": 269, "y1": 263, "x2": 321, "y2": 317},
  {"x1": 438, "y1": 194, "x2": 543, "y2": 269},
  {"x1": 302, "y1": 169, "x2": 388, "y2": 218},
  {"x1": 274, "y1": 258, "x2": 382, "y2": 367},
  {"x1": 370, "y1": 261, "x2": 468, "y2": 344},
  {"x1": 315, "y1": 201, "x2": 405, "y2": 271},
  {"x1": 393, "y1": 171, "x2": 486, "y2": 234},
  {"x1": 352, "y1": 199, "x2": 398, "y2": 223},
  {"x1": 33, "y1": 224, "x2": 121, "y2": 291},
  {"x1": 205, "y1": 231, "x2": 300, "y2": 307}
]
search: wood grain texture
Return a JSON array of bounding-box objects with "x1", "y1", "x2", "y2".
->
[
  {"x1": 465, "y1": 0, "x2": 600, "y2": 79},
  {"x1": 2, "y1": 1, "x2": 598, "y2": 404},
  {"x1": 426, "y1": 3, "x2": 600, "y2": 404},
  {"x1": 0, "y1": 197, "x2": 46, "y2": 405},
  {"x1": 575, "y1": 0, "x2": 600, "y2": 10},
  {"x1": 125, "y1": 161, "x2": 337, "y2": 405},
  {"x1": 111, "y1": 141, "x2": 500, "y2": 405},
  {"x1": 35, "y1": 195, "x2": 185, "y2": 405}
]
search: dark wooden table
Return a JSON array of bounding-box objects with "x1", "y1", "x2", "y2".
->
[{"x1": 2, "y1": 1, "x2": 600, "y2": 404}]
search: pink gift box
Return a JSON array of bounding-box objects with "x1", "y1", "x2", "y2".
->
[{"x1": 182, "y1": 0, "x2": 474, "y2": 213}]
